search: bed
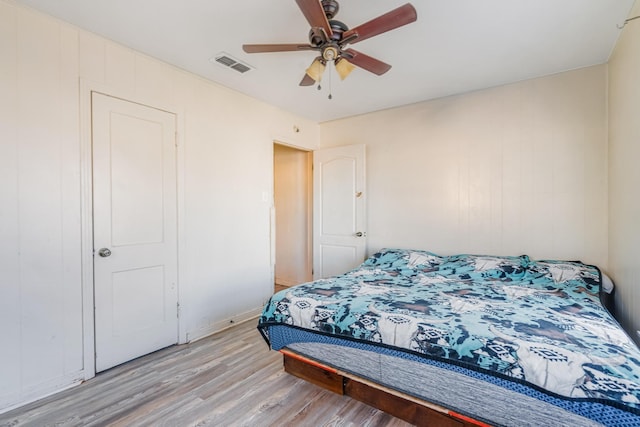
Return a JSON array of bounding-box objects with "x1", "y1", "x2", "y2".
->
[{"x1": 258, "y1": 248, "x2": 640, "y2": 426}]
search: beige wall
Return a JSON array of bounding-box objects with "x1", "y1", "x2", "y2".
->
[
  {"x1": 0, "y1": 0, "x2": 319, "y2": 411},
  {"x1": 320, "y1": 65, "x2": 608, "y2": 267},
  {"x1": 274, "y1": 144, "x2": 312, "y2": 287},
  {"x1": 608, "y1": 1, "x2": 640, "y2": 339}
]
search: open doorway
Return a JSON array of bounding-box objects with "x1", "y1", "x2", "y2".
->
[{"x1": 273, "y1": 143, "x2": 313, "y2": 293}]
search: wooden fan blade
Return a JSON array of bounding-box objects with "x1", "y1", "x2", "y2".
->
[
  {"x1": 243, "y1": 43, "x2": 314, "y2": 53},
  {"x1": 300, "y1": 74, "x2": 316, "y2": 86},
  {"x1": 342, "y1": 3, "x2": 417, "y2": 45},
  {"x1": 342, "y1": 49, "x2": 392, "y2": 75},
  {"x1": 295, "y1": 0, "x2": 333, "y2": 37}
]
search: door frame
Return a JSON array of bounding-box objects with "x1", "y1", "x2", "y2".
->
[
  {"x1": 79, "y1": 80, "x2": 187, "y2": 380},
  {"x1": 272, "y1": 141, "x2": 313, "y2": 287}
]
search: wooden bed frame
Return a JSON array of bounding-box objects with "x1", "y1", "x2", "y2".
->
[{"x1": 281, "y1": 349, "x2": 488, "y2": 427}]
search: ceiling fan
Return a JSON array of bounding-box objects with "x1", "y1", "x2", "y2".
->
[{"x1": 242, "y1": 0, "x2": 417, "y2": 86}]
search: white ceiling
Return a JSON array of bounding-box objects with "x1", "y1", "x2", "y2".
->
[{"x1": 14, "y1": 0, "x2": 635, "y2": 122}]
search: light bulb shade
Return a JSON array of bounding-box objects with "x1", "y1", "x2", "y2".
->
[
  {"x1": 335, "y1": 58, "x2": 355, "y2": 80},
  {"x1": 305, "y1": 58, "x2": 326, "y2": 82}
]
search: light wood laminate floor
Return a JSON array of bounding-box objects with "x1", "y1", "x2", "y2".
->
[
  {"x1": 0, "y1": 319, "x2": 412, "y2": 427},
  {"x1": 274, "y1": 283, "x2": 288, "y2": 293}
]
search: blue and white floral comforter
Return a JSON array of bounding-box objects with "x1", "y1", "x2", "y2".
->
[{"x1": 258, "y1": 248, "x2": 640, "y2": 416}]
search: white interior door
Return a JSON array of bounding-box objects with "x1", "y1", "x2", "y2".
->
[
  {"x1": 92, "y1": 92, "x2": 178, "y2": 372},
  {"x1": 313, "y1": 144, "x2": 366, "y2": 279}
]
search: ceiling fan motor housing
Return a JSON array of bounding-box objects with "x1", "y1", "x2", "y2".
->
[
  {"x1": 322, "y1": 0, "x2": 340, "y2": 19},
  {"x1": 329, "y1": 20, "x2": 348, "y2": 42},
  {"x1": 308, "y1": 19, "x2": 347, "y2": 46}
]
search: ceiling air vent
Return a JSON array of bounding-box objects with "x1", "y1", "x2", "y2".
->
[{"x1": 211, "y1": 53, "x2": 253, "y2": 74}]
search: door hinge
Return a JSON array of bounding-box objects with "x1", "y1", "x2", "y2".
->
[
  {"x1": 176, "y1": 302, "x2": 180, "y2": 318},
  {"x1": 175, "y1": 131, "x2": 178, "y2": 147}
]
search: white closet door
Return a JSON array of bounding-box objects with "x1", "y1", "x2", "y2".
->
[{"x1": 92, "y1": 92, "x2": 178, "y2": 372}]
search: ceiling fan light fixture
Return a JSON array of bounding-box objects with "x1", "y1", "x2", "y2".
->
[
  {"x1": 335, "y1": 57, "x2": 355, "y2": 80},
  {"x1": 243, "y1": 1, "x2": 418, "y2": 87},
  {"x1": 322, "y1": 46, "x2": 338, "y2": 61},
  {"x1": 306, "y1": 58, "x2": 326, "y2": 82}
]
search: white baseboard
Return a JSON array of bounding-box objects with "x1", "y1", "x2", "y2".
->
[
  {"x1": 0, "y1": 370, "x2": 85, "y2": 415},
  {"x1": 187, "y1": 306, "x2": 263, "y2": 343}
]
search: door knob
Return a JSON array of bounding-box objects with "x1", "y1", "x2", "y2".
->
[
  {"x1": 98, "y1": 248, "x2": 112, "y2": 257},
  {"x1": 355, "y1": 232, "x2": 364, "y2": 237}
]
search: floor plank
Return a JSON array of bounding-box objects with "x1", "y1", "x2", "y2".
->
[
  {"x1": 274, "y1": 283, "x2": 289, "y2": 293},
  {"x1": 0, "y1": 319, "x2": 413, "y2": 427}
]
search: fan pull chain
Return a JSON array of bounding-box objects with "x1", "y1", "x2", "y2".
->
[
  {"x1": 314, "y1": 63, "x2": 333, "y2": 99},
  {"x1": 328, "y1": 61, "x2": 333, "y2": 100}
]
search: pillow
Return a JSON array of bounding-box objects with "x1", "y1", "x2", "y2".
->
[
  {"x1": 362, "y1": 248, "x2": 444, "y2": 272},
  {"x1": 435, "y1": 253, "x2": 529, "y2": 282},
  {"x1": 407, "y1": 250, "x2": 444, "y2": 268},
  {"x1": 361, "y1": 248, "x2": 413, "y2": 269},
  {"x1": 601, "y1": 272, "x2": 615, "y2": 294},
  {"x1": 524, "y1": 259, "x2": 601, "y2": 296}
]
